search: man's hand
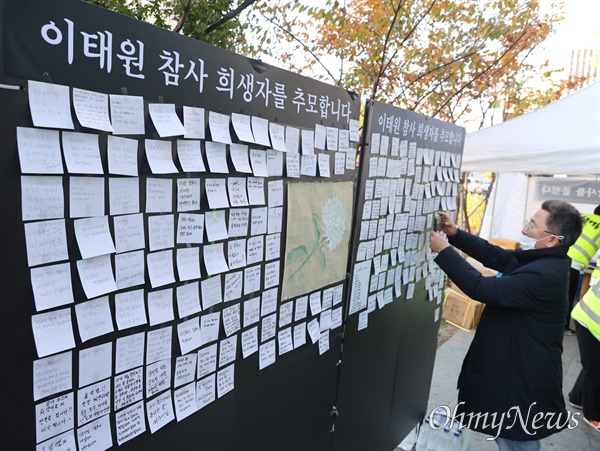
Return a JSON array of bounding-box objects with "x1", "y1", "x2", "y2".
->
[
  {"x1": 438, "y1": 211, "x2": 458, "y2": 237},
  {"x1": 429, "y1": 231, "x2": 450, "y2": 253}
]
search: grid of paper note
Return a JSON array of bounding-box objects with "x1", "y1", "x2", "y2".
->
[
  {"x1": 22, "y1": 80, "x2": 359, "y2": 448},
  {"x1": 348, "y1": 127, "x2": 463, "y2": 329}
]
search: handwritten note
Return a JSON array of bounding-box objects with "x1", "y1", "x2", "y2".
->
[
  {"x1": 286, "y1": 153, "x2": 300, "y2": 178},
  {"x1": 183, "y1": 106, "x2": 205, "y2": 139},
  {"x1": 231, "y1": 112, "x2": 256, "y2": 143},
  {"x1": 145, "y1": 139, "x2": 178, "y2": 174},
  {"x1": 115, "y1": 288, "x2": 147, "y2": 330},
  {"x1": 204, "y1": 210, "x2": 228, "y2": 242},
  {"x1": 249, "y1": 149, "x2": 269, "y2": 177},
  {"x1": 247, "y1": 177, "x2": 266, "y2": 205},
  {"x1": 294, "y1": 323, "x2": 307, "y2": 349},
  {"x1": 73, "y1": 87, "x2": 113, "y2": 132},
  {"x1": 174, "y1": 382, "x2": 198, "y2": 422},
  {"x1": 208, "y1": 111, "x2": 232, "y2": 144},
  {"x1": 285, "y1": 126, "x2": 300, "y2": 153},
  {"x1": 109, "y1": 177, "x2": 140, "y2": 215},
  {"x1": 197, "y1": 343, "x2": 217, "y2": 378},
  {"x1": 75, "y1": 296, "x2": 114, "y2": 342},
  {"x1": 177, "y1": 178, "x2": 201, "y2": 212},
  {"x1": 217, "y1": 363, "x2": 235, "y2": 398},
  {"x1": 177, "y1": 213, "x2": 204, "y2": 244},
  {"x1": 148, "y1": 288, "x2": 174, "y2": 326},
  {"x1": 201, "y1": 312, "x2": 221, "y2": 345},
  {"x1": 30, "y1": 262, "x2": 73, "y2": 312},
  {"x1": 33, "y1": 351, "x2": 72, "y2": 401},
  {"x1": 318, "y1": 153, "x2": 331, "y2": 177},
  {"x1": 146, "y1": 177, "x2": 173, "y2": 213},
  {"x1": 204, "y1": 243, "x2": 229, "y2": 276},
  {"x1": 227, "y1": 239, "x2": 247, "y2": 270},
  {"x1": 177, "y1": 317, "x2": 202, "y2": 355},
  {"x1": 70, "y1": 176, "x2": 105, "y2": 218},
  {"x1": 146, "y1": 390, "x2": 175, "y2": 433},
  {"x1": 176, "y1": 247, "x2": 201, "y2": 282},
  {"x1": 229, "y1": 143, "x2": 253, "y2": 173},
  {"x1": 196, "y1": 374, "x2": 216, "y2": 410},
  {"x1": 302, "y1": 130, "x2": 315, "y2": 155},
  {"x1": 228, "y1": 208, "x2": 249, "y2": 237},
  {"x1": 247, "y1": 235, "x2": 264, "y2": 265},
  {"x1": 241, "y1": 326, "x2": 258, "y2": 358},
  {"x1": 201, "y1": 276, "x2": 223, "y2": 310},
  {"x1": 301, "y1": 154, "x2": 317, "y2": 176},
  {"x1": 228, "y1": 177, "x2": 249, "y2": 206},
  {"x1": 244, "y1": 265, "x2": 261, "y2": 295},
  {"x1": 176, "y1": 140, "x2": 206, "y2": 173},
  {"x1": 62, "y1": 131, "x2": 103, "y2": 174},
  {"x1": 74, "y1": 216, "x2": 116, "y2": 259},
  {"x1": 21, "y1": 175, "x2": 64, "y2": 221},
  {"x1": 261, "y1": 287, "x2": 278, "y2": 316},
  {"x1": 261, "y1": 313, "x2": 277, "y2": 342},
  {"x1": 205, "y1": 178, "x2": 229, "y2": 209},
  {"x1": 219, "y1": 335, "x2": 237, "y2": 367},
  {"x1": 326, "y1": 127, "x2": 339, "y2": 151},
  {"x1": 259, "y1": 339, "x2": 276, "y2": 370},
  {"x1": 149, "y1": 103, "x2": 185, "y2": 137},
  {"x1": 295, "y1": 296, "x2": 308, "y2": 321},
  {"x1": 314, "y1": 124, "x2": 326, "y2": 150},
  {"x1": 268, "y1": 207, "x2": 283, "y2": 234},
  {"x1": 278, "y1": 328, "x2": 294, "y2": 355},
  {"x1": 147, "y1": 326, "x2": 172, "y2": 364},
  {"x1": 224, "y1": 271, "x2": 243, "y2": 302},
  {"x1": 114, "y1": 213, "x2": 145, "y2": 254},
  {"x1": 28, "y1": 80, "x2": 74, "y2": 129},
  {"x1": 114, "y1": 367, "x2": 143, "y2": 411},
  {"x1": 110, "y1": 94, "x2": 145, "y2": 135},
  {"x1": 176, "y1": 281, "x2": 201, "y2": 318},
  {"x1": 38, "y1": 430, "x2": 76, "y2": 451},
  {"x1": 222, "y1": 303, "x2": 241, "y2": 337},
  {"x1": 251, "y1": 116, "x2": 271, "y2": 146},
  {"x1": 146, "y1": 249, "x2": 176, "y2": 288},
  {"x1": 77, "y1": 379, "x2": 111, "y2": 426},
  {"x1": 115, "y1": 332, "x2": 145, "y2": 374},
  {"x1": 31, "y1": 310, "x2": 74, "y2": 360},
  {"x1": 115, "y1": 401, "x2": 145, "y2": 445},
  {"x1": 76, "y1": 414, "x2": 112, "y2": 451},
  {"x1": 17, "y1": 127, "x2": 63, "y2": 174},
  {"x1": 205, "y1": 141, "x2": 229, "y2": 173},
  {"x1": 265, "y1": 233, "x2": 281, "y2": 261}
]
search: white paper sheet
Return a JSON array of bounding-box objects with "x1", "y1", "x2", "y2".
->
[
  {"x1": 114, "y1": 367, "x2": 143, "y2": 411},
  {"x1": 278, "y1": 328, "x2": 294, "y2": 355},
  {"x1": 28, "y1": 80, "x2": 74, "y2": 129},
  {"x1": 183, "y1": 106, "x2": 205, "y2": 139},
  {"x1": 147, "y1": 249, "x2": 176, "y2": 288},
  {"x1": 115, "y1": 401, "x2": 146, "y2": 445},
  {"x1": 174, "y1": 382, "x2": 198, "y2": 422},
  {"x1": 73, "y1": 87, "x2": 113, "y2": 132},
  {"x1": 148, "y1": 214, "x2": 174, "y2": 251},
  {"x1": 25, "y1": 219, "x2": 69, "y2": 267},
  {"x1": 204, "y1": 210, "x2": 228, "y2": 242},
  {"x1": 174, "y1": 355, "x2": 197, "y2": 388},
  {"x1": 319, "y1": 331, "x2": 330, "y2": 354},
  {"x1": 176, "y1": 281, "x2": 201, "y2": 318},
  {"x1": 247, "y1": 235, "x2": 264, "y2": 264},
  {"x1": 301, "y1": 130, "x2": 315, "y2": 155},
  {"x1": 349, "y1": 259, "x2": 371, "y2": 314},
  {"x1": 176, "y1": 247, "x2": 201, "y2": 282},
  {"x1": 76, "y1": 414, "x2": 112, "y2": 451},
  {"x1": 205, "y1": 141, "x2": 229, "y2": 173},
  {"x1": 251, "y1": 116, "x2": 271, "y2": 146},
  {"x1": 196, "y1": 374, "x2": 216, "y2": 410},
  {"x1": 228, "y1": 208, "x2": 249, "y2": 238},
  {"x1": 227, "y1": 239, "x2": 247, "y2": 270},
  {"x1": 307, "y1": 318, "x2": 320, "y2": 344},
  {"x1": 30, "y1": 262, "x2": 74, "y2": 312},
  {"x1": 222, "y1": 304, "x2": 241, "y2": 337},
  {"x1": 218, "y1": 335, "x2": 237, "y2": 367},
  {"x1": 285, "y1": 126, "x2": 300, "y2": 153},
  {"x1": 77, "y1": 254, "x2": 118, "y2": 299},
  {"x1": 314, "y1": 124, "x2": 326, "y2": 150},
  {"x1": 113, "y1": 213, "x2": 145, "y2": 254},
  {"x1": 201, "y1": 276, "x2": 223, "y2": 310},
  {"x1": 21, "y1": 176, "x2": 64, "y2": 221},
  {"x1": 148, "y1": 288, "x2": 174, "y2": 326},
  {"x1": 75, "y1": 296, "x2": 114, "y2": 342},
  {"x1": 110, "y1": 94, "x2": 145, "y2": 135},
  {"x1": 251, "y1": 207, "x2": 268, "y2": 236},
  {"x1": 176, "y1": 178, "x2": 200, "y2": 212},
  {"x1": 115, "y1": 332, "x2": 145, "y2": 374},
  {"x1": 177, "y1": 316, "x2": 203, "y2": 355},
  {"x1": 38, "y1": 430, "x2": 77, "y2": 451},
  {"x1": 205, "y1": 178, "x2": 229, "y2": 209},
  {"x1": 301, "y1": 154, "x2": 317, "y2": 176},
  {"x1": 266, "y1": 149, "x2": 283, "y2": 177},
  {"x1": 74, "y1": 216, "x2": 116, "y2": 259},
  {"x1": 32, "y1": 307, "x2": 75, "y2": 358},
  {"x1": 62, "y1": 131, "x2": 103, "y2": 174},
  {"x1": 208, "y1": 111, "x2": 232, "y2": 144},
  {"x1": 203, "y1": 243, "x2": 230, "y2": 275},
  {"x1": 269, "y1": 123, "x2": 286, "y2": 151},
  {"x1": 115, "y1": 288, "x2": 147, "y2": 330},
  {"x1": 33, "y1": 351, "x2": 72, "y2": 401},
  {"x1": 243, "y1": 297, "x2": 261, "y2": 328},
  {"x1": 264, "y1": 261, "x2": 280, "y2": 289},
  {"x1": 295, "y1": 296, "x2": 308, "y2": 321},
  {"x1": 267, "y1": 207, "x2": 283, "y2": 234},
  {"x1": 294, "y1": 322, "x2": 306, "y2": 349},
  {"x1": 197, "y1": 343, "x2": 217, "y2": 379},
  {"x1": 70, "y1": 176, "x2": 105, "y2": 218},
  {"x1": 247, "y1": 177, "x2": 266, "y2": 205},
  {"x1": 249, "y1": 149, "x2": 269, "y2": 177},
  {"x1": 231, "y1": 113, "x2": 256, "y2": 143},
  {"x1": 146, "y1": 178, "x2": 173, "y2": 213},
  {"x1": 146, "y1": 326, "x2": 172, "y2": 364},
  {"x1": 177, "y1": 213, "x2": 204, "y2": 244},
  {"x1": 217, "y1": 363, "x2": 235, "y2": 398},
  {"x1": 286, "y1": 153, "x2": 300, "y2": 178},
  {"x1": 17, "y1": 127, "x2": 63, "y2": 174},
  {"x1": 229, "y1": 143, "x2": 253, "y2": 173},
  {"x1": 149, "y1": 103, "x2": 186, "y2": 137},
  {"x1": 109, "y1": 177, "x2": 140, "y2": 215},
  {"x1": 259, "y1": 339, "x2": 276, "y2": 370},
  {"x1": 200, "y1": 312, "x2": 221, "y2": 345},
  {"x1": 318, "y1": 153, "x2": 330, "y2": 177},
  {"x1": 244, "y1": 265, "x2": 261, "y2": 295},
  {"x1": 228, "y1": 177, "x2": 249, "y2": 206},
  {"x1": 145, "y1": 139, "x2": 178, "y2": 174},
  {"x1": 224, "y1": 271, "x2": 243, "y2": 302},
  {"x1": 177, "y1": 140, "x2": 206, "y2": 173},
  {"x1": 241, "y1": 326, "x2": 258, "y2": 358},
  {"x1": 326, "y1": 127, "x2": 339, "y2": 151},
  {"x1": 146, "y1": 390, "x2": 175, "y2": 434}
]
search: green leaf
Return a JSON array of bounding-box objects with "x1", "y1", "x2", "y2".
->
[
  {"x1": 312, "y1": 214, "x2": 321, "y2": 242},
  {"x1": 287, "y1": 245, "x2": 308, "y2": 265},
  {"x1": 319, "y1": 247, "x2": 326, "y2": 272}
]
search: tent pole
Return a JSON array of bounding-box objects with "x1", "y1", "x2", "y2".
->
[
  {"x1": 489, "y1": 173, "x2": 498, "y2": 238},
  {"x1": 523, "y1": 175, "x2": 531, "y2": 225}
]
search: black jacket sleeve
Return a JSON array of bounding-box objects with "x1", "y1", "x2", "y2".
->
[{"x1": 448, "y1": 229, "x2": 515, "y2": 273}]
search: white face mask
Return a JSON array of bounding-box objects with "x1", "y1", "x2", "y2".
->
[{"x1": 519, "y1": 233, "x2": 552, "y2": 250}]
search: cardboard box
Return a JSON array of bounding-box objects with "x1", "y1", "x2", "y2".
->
[{"x1": 442, "y1": 288, "x2": 485, "y2": 330}]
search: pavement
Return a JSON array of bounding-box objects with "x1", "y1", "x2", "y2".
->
[{"x1": 397, "y1": 326, "x2": 600, "y2": 451}]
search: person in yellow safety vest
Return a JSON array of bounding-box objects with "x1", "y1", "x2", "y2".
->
[
  {"x1": 566, "y1": 205, "x2": 600, "y2": 334},
  {"x1": 568, "y1": 273, "x2": 600, "y2": 433}
]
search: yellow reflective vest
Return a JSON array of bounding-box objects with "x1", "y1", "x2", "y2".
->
[
  {"x1": 572, "y1": 280, "x2": 600, "y2": 342},
  {"x1": 568, "y1": 213, "x2": 600, "y2": 279}
]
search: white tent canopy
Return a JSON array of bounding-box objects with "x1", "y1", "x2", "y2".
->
[{"x1": 462, "y1": 81, "x2": 600, "y2": 175}]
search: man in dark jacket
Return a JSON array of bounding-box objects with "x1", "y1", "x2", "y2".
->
[{"x1": 429, "y1": 200, "x2": 583, "y2": 451}]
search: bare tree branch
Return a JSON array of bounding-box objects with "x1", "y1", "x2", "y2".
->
[{"x1": 204, "y1": 0, "x2": 258, "y2": 35}]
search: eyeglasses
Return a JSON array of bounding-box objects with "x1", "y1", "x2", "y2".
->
[{"x1": 523, "y1": 219, "x2": 564, "y2": 241}]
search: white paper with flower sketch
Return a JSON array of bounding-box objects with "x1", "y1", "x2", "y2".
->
[{"x1": 282, "y1": 182, "x2": 354, "y2": 299}]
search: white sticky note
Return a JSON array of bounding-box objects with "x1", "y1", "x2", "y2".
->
[
  {"x1": 110, "y1": 94, "x2": 145, "y2": 135},
  {"x1": 114, "y1": 213, "x2": 145, "y2": 254},
  {"x1": 147, "y1": 390, "x2": 175, "y2": 434},
  {"x1": 115, "y1": 288, "x2": 147, "y2": 330},
  {"x1": 338, "y1": 129, "x2": 350, "y2": 151},
  {"x1": 21, "y1": 176, "x2": 64, "y2": 221},
  {"x1": 224, "y1": 271, "x2": 243, "y2": 302},
  {"x1": 146, "y1": 327, "x2": 172, "y2": 364},
  {"x1": 251, "y1": 208, "x2": 268, "y2": 236},
  {"x1": 177, "y1": 178, "x2": 201, "y2": 212},
  {"x1": 16, "y1": 127, "x2": 63, "y2": 174},
  {"x1": 109, "y1": 177, "x2": 140, "y2": 215},
  {"x1": 243, "y1": 297, "x2": 260, "y2": 328},
  {"x1": 334, "y1": 152, "x2": 345, "y2": 175},
  {"x1": 269, "y1": 123, "x2": 286, "y2": 151},
  {"x1": 231, "y1": 113, "x2": 256, "y2": 143},
  {"x1": 197, "y1": 343, "x2": 217, "y2": 379},
  {"x1": 247, "y1": 235, "x2": 264, "y2": 265},
  {"x1": 33, "y1": 351, "x2": 72, "y2": 401},
  {"x1": 73, "y1": 87, "x2": 113, "y2": 132},
  {"x1": 319, "y1": 331, "x2": 330, "y2": 354},
  {"x1": 205, "y1": 178, "x2": 229, "y2": 209},
  {"x1": 307, "y1": 318, "x2": 320, "y2": 344},
  {"x1": 174, "y1": 215, "x2": 202, "y2": 246},
  {"x1": 148, "y1": 288, "x2": 174, "y2": 326},
  {"x1": 314, "y1": 124, "x2": 326, "y2": 150},
  {"x1": 148, "y1": 214, "x2": 175, "y2": 252},
  {"x1": 201, "y1": 312, "x2": 221, "y2": 345},
  {"x1": 228, "y1": 208, "x2": 249, "y2": 238},
  {"x1": 204, "y1": 210, "x2": 228, "y2": 242},
  {"x1": 115, "y1": 332, "x2": 145, "y2": 374},
  {"x1": 244, "y1": 265, "x2": 261, "y2": 295},
  {"x1": 318, "y1": 153, "x2": 330, "y2": 177},
  {"x1": 229, "y1": 143, "x2": 253, "y2": 173},
  {"x1": 201, "y1": 276, "x2": 222, "y2": 310},
  {"x1": 241, "y1": 326, "x2": 258, "y2": 358},
  {"x1": 28, "y1": 80, "x2": 73, "y2": 129},
  {"x1": 266, "y1": 149, "x2": 284, "y2": 177},
  {"x1": 32, "y1": 307, "x2": 75, "y2": 358},
  {"x1": 218, "y1": 335, "x2": 237, "y2": 367},
  {"x1": 301, "y1": 130, "x2": 315, "y2": 155},
  {"x1": 176, "y1": 247, "x2": 201, "y2": 282},
  {"x1": 326, "y1": 127, "x2": 339, "y2": 151},
  {"x1": 76, "y1": 414, "x2": 112, "y2": 451},
  {"x1": 286, "y1": 153, "x2": 300, "y2": 178},
  {"x1": 146, "y1": 178, "x2": 172, "y2": 213},
  {"x1": 205, "y1": 141, "x2": 229, "y2": 173},
  {"x1": 259, "y1": 339, "x2": 276, "y2": 370},
  {"x1": 115, "y1": 401, "x2": 146, "y2": 445},
  {"x1": 77, "y1": 254, "x2": 118, "y2": 299},
  {"x1": 261, "y1": 287, "x2": 278, "y2": 316},
  {"x1": 177, "y1": 140, "x2": 206, "y2": 173},
  {"x1": 178, "y1": 317, "x2": 203, "y2": 355},
  {"x1": 70, "y1": 176, "x2": 105, "y2": 218},
  {"x1": 30, "y1": 262, "x2": 74, "y2": 312},
  {"x1": 268, "y1": 180, "x2": 284, "y2": 208},
  {"x1": 174, "y1": 355, "x2": 197, "y2": 388},
  {"x1": 217, "y1": 363, "x2": 235, "y2": 398},
  {"x1": 294, "y1": 322, "x2": 306, "y2": 349},
  {"x1": 227, "y1": 239, "x2": 247, "y2": 270},
  {"x1": 264, "y1": 261, "x2": 280, "y2": 289},
  {"x1": 309, "y1": 291, "x2": 322, "y2": 316},
  {"x1": 350, "y1": 119, "x2": 360, "y2": 142},
  {"x1": 247, "y1": 177, "x2": 265, "y2": 205},
  {"x1": 301, "y1": 154, "x2": 317, "y2": 176},
  {"x1": 222, "y1": 304, "x2": 241, "y2": 338},
  {"x1": 145, "y1": 139, "x2": 178, "y2": 174},
  {"x1": 25, "y1": 219, "x2": 69, "y2": 267},
  {"x1": 249, "y1": 149, "x2": 269, "y2": 177},
  {"x1": 74, "y1": 216, "x2": 115, "y2": 259},
  {"x1": 176, "y1": 282, "x2": 201, "y2": 318},
  {"x1": 38, "y1": 430, "x2": 77, "y2": 451},
  {"x1": 278, "y1": 328, "x2": 294, "y2": 355},
  {"x1": 75, "y1": 296, "x2": 114, "y2": 342},
  {"x1": 147, "y1": 249, "x2": 176, "y2": 289},
  {"x1": 268, "y1": 207, "x2": 283, "y2": 234},
  {"x1": 251, "y1": 116, "x2": 271, "y2": 147},
  {"x1": 228, "y1": 177, "x2": 249, "y2": 206},
  {"x1": 204, "y1": 243, "x2": 230, "y2": 276},
  {"x1": 285, "y1": 126, "x2": 300, "y2": 153},
  {"x1": 295, "y1": 296, "x2": 308, "y2": 321},
  {"x1": 196, "y1": 374, "x2": 216, "y2": 410},
  {"x1": 183, "y1": 106, "x2": 205, "y2": 139},
  {"x1": 149, "y1": 103, "x2": 186, "y2": 137},
  {"x1": 208, "y1": 111, "x2": 232, "y2": 144},
  {"x1": 62, "y1": 131, "x2": 103, "y2": 174}
]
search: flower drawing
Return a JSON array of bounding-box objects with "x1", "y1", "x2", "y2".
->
[{"x1": 286, "y1": 196, "x2": 347, "y2": 282}]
